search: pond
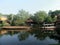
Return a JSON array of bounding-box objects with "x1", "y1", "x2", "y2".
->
[{"x1": 0, "y1": 29, "x2": 60, "y2": 45}]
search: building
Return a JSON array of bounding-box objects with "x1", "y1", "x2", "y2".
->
[
  {"x1": 0, "y1": 16, "x2": 10, "y2": 26},
  {"x1": 0, "y1": 16, "x2": 7, "y2": 21},
  {"x1": 25, "y1": 18, "x2": 38, "y2": 26},
  {"x1": 56, "y1": 14, "x2": 60, "y2": 28}
]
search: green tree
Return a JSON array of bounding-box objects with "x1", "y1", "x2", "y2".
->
[
  {"x1": 7, "y1": 10, "x2": 31, "y2": 26},
  {"x1": 48, "y1": 10, "x2": 52, "y2": 16},
  {"x1": 15, "y1": 9, "x2": 31, "y2": 26},
  {"x1": 44, "y1": 16, "x2": 53, "y2": 23},
  {"x1": 48, "y1": 10, "x2": 60, "y2": 18},
  {"x1": 45, "y1": 15, "x2": 57, "y2": 23},
  {"x1": 7, "y1": 14, "x2": 15, "y2": 26},
  {"x1": 34, "y1": 11, "x2": 47, "y2": 24},
  {"x1": 17, "y1": 9, "x2": 31, "y2": 21},
  {"x1": 47, "y1": 10, "x2": 58, "y2": 23}
]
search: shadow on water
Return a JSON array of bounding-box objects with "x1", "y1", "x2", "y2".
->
[
  {"x1": 49, "y1": 27, "x2": 60, "y2": 45},
  {"x1": 0, "y1": 28, "x2": 60, "y2": 45}
]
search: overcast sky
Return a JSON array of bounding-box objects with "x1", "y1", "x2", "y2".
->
[{"x1": 0, "y1": 0, "x2": 60, "y2": 14}]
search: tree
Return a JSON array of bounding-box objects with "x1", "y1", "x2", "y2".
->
[
  {"x1": 15, "y1": 9, "x2": 31, "y2": 25},
  {"x1": 48, "y1": 10, "x2": 60, "y2": 18},
  {"x1": 7, "y1": 10, "x2": 31, "y2": 26},
  {"x1": 7, "y1": 14, "x2": 15, "y2": 26},
  {"x1": 17, "y1": 9, "x2": 31, "y2": 21},
  {"x1": 44, "y1": 16, "x2": 53, "y2": 23},
  {"x1": 48, "y1": 10, "x2": 52, "y2": 16},
  {"x1": 34, "y1": 11, "x2": 47, "y2": 24},
  {"x1": 30, "y1": 15, "x2": 35, "y2": 22},
  {"x1": 47, "y1": 10, "x2": 57, "y2": 23}
]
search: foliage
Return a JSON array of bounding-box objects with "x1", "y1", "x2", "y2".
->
[
  {"x1": 48, "y1": 10, "x2": 60, "y2": 18},
  {"x1": 45, "y1": 16, "x2": 53, "y2": 23},
  {"x1": 0, "y1": 24, "x2": 3, "y2": 27},
  {"x1": 0, "y1": 10, "x2": 59, "y2": 26},
  {"x1": 18, "y1": 31, "x2": 29, "y2": 41},
  {"x1": 34, "y1": 11, "x2": 47, "y2": 23},
  {"x1": 7, "y1": 10, "x2": 31, "y2": 26}
]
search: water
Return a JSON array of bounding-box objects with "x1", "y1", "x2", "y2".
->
[{"x1": 0, "y1": 29, "x2": 59, "y2": 45}]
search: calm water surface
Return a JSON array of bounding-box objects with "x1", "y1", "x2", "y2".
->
[{"x1": 0, "y1": 29, "x2": 59, "y2": 45}]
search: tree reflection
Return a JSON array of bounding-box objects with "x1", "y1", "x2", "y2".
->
[
  {"x1": 0, "y1": 34, "x2": 3, "y2": 38},
  {"x1": 0, "y1": 30, "x2": 20, "y2": 36},
  {"x1": 18, "y1": 31, "x2": 29, "y2": 41},
  {"x1": 50, "y1": 32, "x2": 60, "y2": 43},
  {"x1": 0, "y1": 29, "x2": 57, "y2": 42},
  {"x1": 50, "y1": 29, "x2": 60, "y2": 43},
  {"x1": 7, "y1": 31, "x2": 19, "y2": 36},
  {"x1": 29, "y1": 29, "x2": 56, "y2": 40}
]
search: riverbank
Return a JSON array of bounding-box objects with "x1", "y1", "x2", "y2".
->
[
  {"x1": 0, "y1": 26, "x2": 57, "y2": 30},
  {"x1": 1, "y1": 26, "x2": 31, "y2": 30},
  {"x1": 40, "y1": 26, "x2": 56, "y2": 30}
]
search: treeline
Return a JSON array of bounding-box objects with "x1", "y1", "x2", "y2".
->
[{"x1": 1, "y1": 9, "x2": 60, "y2": 26}]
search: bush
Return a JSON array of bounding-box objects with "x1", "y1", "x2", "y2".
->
[
  {"x1": 19, "y1": 22, "x2": 26, "y2": 26},
  {"x1": 0, "y1": 24, "x2": 3, "y2": 27}
]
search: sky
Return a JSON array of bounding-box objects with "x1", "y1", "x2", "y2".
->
[{"x1": 0, "y1": 0, "x2": 60, "y2": 14}]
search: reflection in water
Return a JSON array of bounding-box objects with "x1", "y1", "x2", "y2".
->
[
  {"x1": 0, "y1": 30, "x2": 7, "y2": 35},
  {"x1": 18, "y1": 31, "x2": 29, "y2": 41},
  {"x1": 0, "y1": 29, "x2": 59, "y2": 45}
]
